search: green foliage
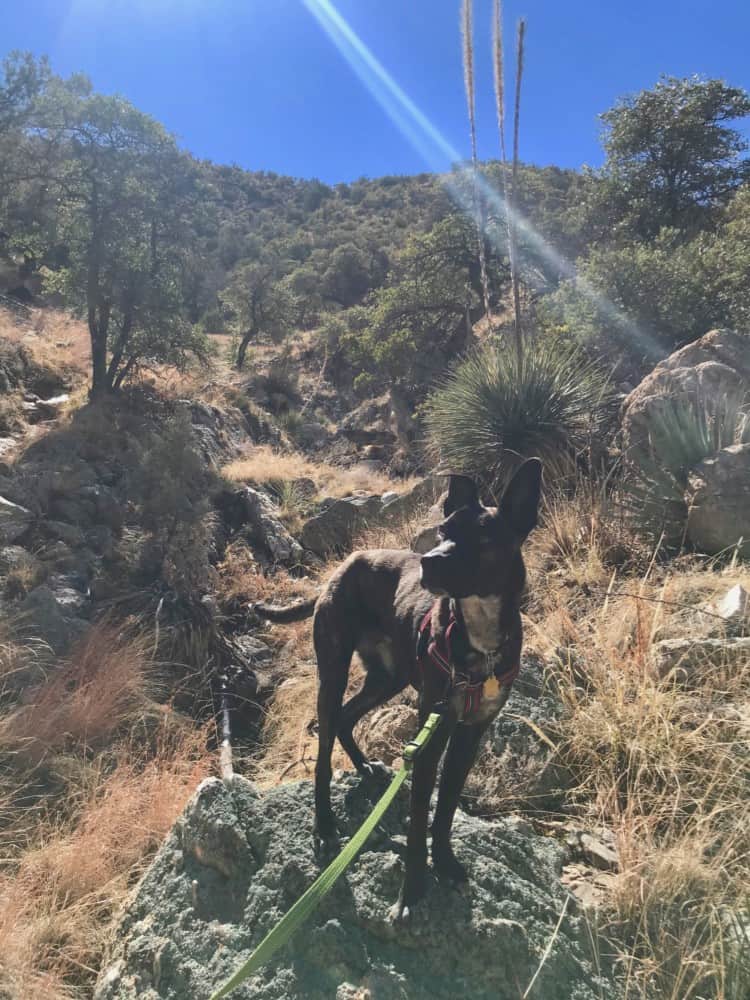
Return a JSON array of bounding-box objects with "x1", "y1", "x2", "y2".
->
[
  {"x1": 424, "y1": 338, "x2": 612, "y2": 492},
  {"x1": 598, "y1": 75, "x2": 750, "y2": 240},
  {"x1": 622, "y1": 388, "x2": 750, "y2": 548},
  {"x1": 343, "y1": 214, "x2": 496, "y2": 393},
  {"x1": 547, "y1": 183, "x2": 750, "y2": 372},
  {"x1": 220, "y1": 260, "x2": 297, "y2": 369}
]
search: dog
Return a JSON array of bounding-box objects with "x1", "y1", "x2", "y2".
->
[{"x1": 257, "y1": 458, "x2": 542, "y2": 919}]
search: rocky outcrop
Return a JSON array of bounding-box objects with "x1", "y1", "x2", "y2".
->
[
  {"x1": 620, "y1": 329, "x2": 749, "y2": 552},
  {"x1": 95, "y1": 775, "x2": 612, "y2": 1000},
  {"x1": 686, "y1": 443, "x2": 750, "y2": 555},
  {"x1": 622, "y1": 329, "x2": 749, "y2": 464},
  {"x1": 0, "y1": 495, "x2": 32, "y2": 544},
  {"x1": 215, "y1": 486, "x2": 303, "y2": 567},
  {"x1": 301, "y1": 478, "x2": 441, "y2": 557}
]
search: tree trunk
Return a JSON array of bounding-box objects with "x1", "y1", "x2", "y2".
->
[
  {"x1": 235, "y1": 330, "x2": 252, "y2": 371},
  {"x1": 389, "y1": 384, "x2": 416, "y2": 449}
]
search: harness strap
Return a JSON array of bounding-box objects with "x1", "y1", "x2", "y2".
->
[{"x1": 417, "y1": 600, "x2": 519, "y2": 718}]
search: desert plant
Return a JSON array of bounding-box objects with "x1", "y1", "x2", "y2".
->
[
  {"x1": 424, "y1": 337, "x2": 612, "y2": 493},
  {"x1": 623, "y1": 387, "x2": 750, "y2": 548}
]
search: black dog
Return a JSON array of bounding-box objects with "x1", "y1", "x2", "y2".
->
[{"x1": 257, "y1": 459, "x2": 542, "y2": 919}]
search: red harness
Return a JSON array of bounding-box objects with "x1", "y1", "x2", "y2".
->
[{"x1": 417, "y1": 600, "x2": 520, "y2": 718}]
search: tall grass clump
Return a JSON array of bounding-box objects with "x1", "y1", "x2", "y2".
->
[
  {"x1": 624, "y1": 387, "x2": 749, "y2": 548},
  {"x1": 424, "y1": 338, "x2": 612, "y2": 493}
]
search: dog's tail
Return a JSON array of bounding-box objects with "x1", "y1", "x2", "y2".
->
[{"x1": 253, "y1": 596, "x2": 318, "y2": 623}]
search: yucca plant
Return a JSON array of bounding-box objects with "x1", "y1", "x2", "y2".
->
[
  {"x1": 622, "y1": 388, "x2": 750, "y2": 548},
  {"x1": 461, "y1": 0, "x2": 492, "y2": 329},
  {"x1": 423, "y1": 337, "x2": 612, "y2": 494}
]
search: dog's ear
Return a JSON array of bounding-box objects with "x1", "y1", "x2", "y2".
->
[
  {"x1": 443, "y1": 475, "x2": 480, "y2": 516},
  {"x1": 499, "y1": 458, "x2": 542, "y2": 539}
]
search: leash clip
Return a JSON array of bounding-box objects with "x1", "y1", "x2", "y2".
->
[{"x1": 402, "y1": 711, "x2": 443, "y2": 770}]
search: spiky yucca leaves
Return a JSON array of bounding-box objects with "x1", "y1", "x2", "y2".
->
[
  {"x1": 424, "y1": 338, "x2": 612, "y2": 494},
  {"x1": 623, "y1": 387, "x2": 750, "y2": 548}
]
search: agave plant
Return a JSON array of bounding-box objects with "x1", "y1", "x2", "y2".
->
[
  {"x1": 423, "y1": 337, "x2": 612, "y2": 495},
  {"x1": 622, "y1": 387, "x2": 750, "y2": 548}
]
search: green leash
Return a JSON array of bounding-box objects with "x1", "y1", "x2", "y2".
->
[{"x1": 208, "y1": 711, "x2": 443, "y2": 1000}]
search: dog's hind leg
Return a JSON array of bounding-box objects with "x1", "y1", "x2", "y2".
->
[
  {"x1": 313, "y1": 612, "x2": 355, "y2": 840},
  {"x1": 337, "y1": 665, "x2": 407, "y2": 776},
  {"x1": 314, "y1": 669, "x2": 347, "y2": 839}
]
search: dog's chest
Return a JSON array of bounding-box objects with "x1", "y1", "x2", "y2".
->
[{"x1": 459, "y1": 596, "x2": 503, "y2": 654}]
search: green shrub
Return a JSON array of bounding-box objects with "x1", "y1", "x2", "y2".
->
[{"x1": 423, "y1": 338, "x2": 612, "y2": 494}]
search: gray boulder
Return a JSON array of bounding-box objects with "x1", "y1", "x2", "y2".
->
[
  {"x1": 95, "y1": 775, "x2": 611, "y2": 1000},
  {"x1": 686, "y1": 443, "x2": 750, "y2": 555},
  {"x1": 651, "y1": 636, "x2": 750, "y2": 682},
  {"x1": 301, "y1": 494, "x2": 383, "y2": 556},
  {"x1": 225, "y1": 486, "x2": 304, "y2": 567},
  {"x1": 18, "y1": 584, "x2": 73, "y2": 654},
  {"x1": 470, "y1": 657, "x2": 570, "y2": 815},
  {"x1": 0, "y1": 495, "x2": 32, "y2": 544},
  {"x1": 301, "y1": 479, "x2": 442, "y2": 557}
]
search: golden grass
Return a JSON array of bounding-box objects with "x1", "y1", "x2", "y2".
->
[
  {"x1": 0, "y1": 725, "x2": 211, "y2": 1000},
  {"x1": 0, "y1": 621, "x2": 213, "y2": 999},
  {"x1": 0, "y1": 306, "x2": 90, "y2": 377},
  {"x1": 0, "y1": 624, "x2": 158, "y2": 771},
  {"x1": 223, "y1": 444, "x2": 417, "y2": 499},
  {"x1": 522, "y1": 488, "x2": 750, "y2": 999}
]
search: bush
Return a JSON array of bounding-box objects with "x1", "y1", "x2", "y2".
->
[{"x1": 423, "y1": 338, "x2": 612, "y2": 494}]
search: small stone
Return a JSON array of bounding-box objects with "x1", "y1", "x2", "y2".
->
[{"x1": 711, "y1": 584, "x2": 749, "y2": 630}]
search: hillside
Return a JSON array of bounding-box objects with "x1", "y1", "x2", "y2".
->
[{"x1": 0, "y1": 51, "x2": 749, "y2": 1000}]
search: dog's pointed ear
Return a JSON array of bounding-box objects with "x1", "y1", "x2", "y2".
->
[
  {"x1": 443, "y1": 474, "x2": 480, "y2": 516},
  {"x1": 499, "y1": 458, "x2": 542, "y2": 539}
]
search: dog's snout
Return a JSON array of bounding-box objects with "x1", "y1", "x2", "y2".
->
[
  {"x1": 420, "y1": 540, "x2": 455, "y2": 593},
  {"x1": 420, "y1": 540, "x2": 455, "y2": 567}
]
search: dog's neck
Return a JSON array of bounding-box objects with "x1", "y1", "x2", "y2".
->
[{"x1": 457, "y1": 595, "x2": 504, "y2": 655}]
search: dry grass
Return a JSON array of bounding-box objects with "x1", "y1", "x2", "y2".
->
[
  {"x1": 0, "y1": 623, "x2": 159, "y2": 772},
  {"x1": 0, "y1": 306, "x2": 90, "y2": 376},
  {"x1": 523, "y1": 487, "x2": 750, "y2": 998},
  {"x1": 223, "y1": 444, "x2": 417, "y2": 499},
  {"x1": 0, "y1": 725, "x2": 211, "y2": 1000},
  {"x1": 216, "y1": 541, "x2": 319, "y2": 607},
  {"x1": 0, "y1": 620, "x2": 213, "y2": 999}
]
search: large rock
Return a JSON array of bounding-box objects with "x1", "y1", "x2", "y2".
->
[
  {"x1": 301, "y1": 494, "x2": 384, "y2": 556},
  {"x1": 621, "y1": 329, "x2": 749, "y2": 466},
  {"x1": 470, "y1": 657, "x2": 570, "y2": 815},
  {"x1": 95, "y1": 775, "x2": 611, "y2": 1000},
  {"x1": 0, "y1": 495, "x2": 32, "y2": 544},
  {"x1": 686, "y1": 443, "x2": 750, "y2": 555},
  {"x1": 216, "y1": 487, "x2": 303, "y2": 567},
  {"x1": 301, "y1": 479, "x2": 441, "y2": 557},
  {"x1": 651, "y1": 636, "x2": 750, "y2": 682},
  {"x1": 18, "y1": 584, "x2": 74, "y2": 654},
  {"x1": 338, "y1": 395, "x2": 397, "y2": 447}
]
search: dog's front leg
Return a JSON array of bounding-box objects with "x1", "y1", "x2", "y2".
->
[
  {"x1": 431, "y1": 721, "x2": 490, "y2": 883},
  {"x1": 392, "y1": 709, "x2": 453, "y2": 922}
]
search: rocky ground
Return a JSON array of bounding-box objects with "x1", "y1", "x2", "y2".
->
[
  {"x1": 1, "y1": 306, "x2": 749, "y2": 1000},
  {"x1": 95, "y1": 774, "x2": 611, "y2": 1000}
]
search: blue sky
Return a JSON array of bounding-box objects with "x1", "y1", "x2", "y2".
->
[{"x1": 3, "y1": 0, "x2": 750, "y2": 183}]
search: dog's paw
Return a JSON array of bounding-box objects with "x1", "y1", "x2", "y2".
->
[
  {"x1": 432, "y1": 848, "x2": 469, "y2": 885},
  {"x1": 388, "y1": 899, "x2": 412, "y2": 925},
  {"x1": 313, "y1": 809, "x2": 338, "y2": 843},
  {"x1": 357, "y1": 758, "x2": 390, "y2": 780},
  {"x1": 389, "y1": 870, "x2": 427, "y2": 925}
]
